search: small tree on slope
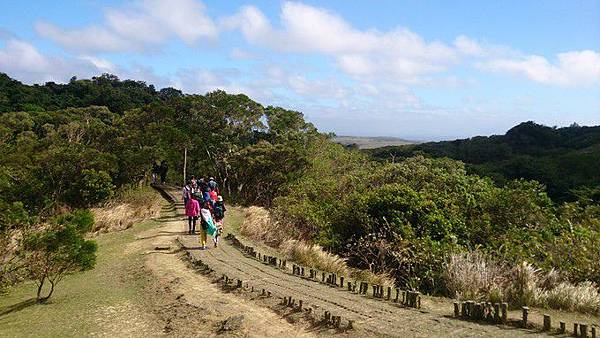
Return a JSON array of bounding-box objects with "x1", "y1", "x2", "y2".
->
[{"x1": 23, "y1": 210, "x2": 97, "y2": 302}]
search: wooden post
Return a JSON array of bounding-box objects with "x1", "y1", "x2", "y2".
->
[
  {"x1": 521, "y1": 307, "x2": 529, "y2": 327},
  {"x1": 581, "y1": 324, "x2": 588, "y2": 338},
  {"x1": 493, "y1": 303, "x2": 500, "y2": 322},
  {"x1": 340, "y1": 276, "x2": 344, "y2": 288},
  {"x1": 322, "y1": 272, "x2": 326, "y2": 282},
  {"x1": 591, "y1": 326, "x2": 596, "y2": 338},
  {"x1": 183, "y1": 147, "x2": 187, "y2": 186},
  {"x1": 461, "y1": 302, "x2": 467, "y2": 317},
  {"x1": 395, "y1": 288, "x2": 400, "y2": 302},
  {"x1": 543, "y1": 314, "x2": 551, "y2": 331},
  {"x1": 347, "y1": 281, "x2": 352, "y2": 291},
  {"x1": 298, "y1": 300, "x2": 303, "y2": 310},
  {"x1": 474, "y1": 303, "x2": 482, "y2": 320},
  {"x1": 387, "y1": 286, "x2": 391, "y2": 300},
  {"x1": 559, "y1": 321, "x2": 566, "y2": 333},
  {"x1": 453, "y1": 302, "x2": 460, "y2": 316},
  {"x1": 501, "y1": 303, "x2": 508, "y2": 323},
  {"x1": 574, "y1": 323, "x2": 579, "y2": 336}
]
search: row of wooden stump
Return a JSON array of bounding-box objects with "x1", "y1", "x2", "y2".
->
[
  {"x1": 454, "y1": 301, "x2": 508, "y2": 323},
  {"x1": 221, "y1": 273, "x2": 354, "y2": 330},
  {"x1": 454, "y1": 301, "x2": 597, "y2": 337},
  {"x1": 226, "y1": 233, "x2": 422, "y2": 309},
  {"x1": 281, "y1": 296, "x2": 354, "y2": 329}
]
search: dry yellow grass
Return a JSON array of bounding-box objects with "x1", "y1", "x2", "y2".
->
[
  {"x1": 240, "y1": 206, "x2": 394, "y2": 287},
  {"x1": 91, "y1": 186, "x2": 162, "y2": 235},
  {"x1": 444, "y1": 251, "x2": 600, "y2": 314}
]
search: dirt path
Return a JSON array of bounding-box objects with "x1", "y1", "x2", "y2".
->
[
  {"x1": 164, "y1": 188, "x2": 551, "y2": 337},
  {"x1": 137, "y1": 198, "x2": 316, "y2": 337}
]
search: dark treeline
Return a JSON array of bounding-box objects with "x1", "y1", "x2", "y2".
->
[{"x1": 368, "y1": 121, "x2": 600, "y2": 203}]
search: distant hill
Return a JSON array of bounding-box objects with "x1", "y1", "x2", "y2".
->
[
  {"x1": 333, "y1": 135, "x2": 416, "y2": 149},
  {"x1": 368, "y1": 121, "x2": 600, "y2": 202}
]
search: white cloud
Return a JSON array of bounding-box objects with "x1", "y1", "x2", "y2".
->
[
  {"x1": 480, "y1": 50, "x2": 600, "y2": 86},
  {"x1": 0, "y1": 39, "x2": 105, "y2": 83},
  {"x1": 36, "y1": 0, "x2": 217, "y2": 53},
  {"x1": 224, "y1": 2, "x2": 458, "y2": 81}
]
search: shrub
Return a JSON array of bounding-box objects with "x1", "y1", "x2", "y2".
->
[
  {"x1": 91, "y1": 186, "x2": 162, "y2": 233},
  {"x1": 444, "y1": 251, "x2": 507, "y2": 301},
  {"x1": 280, "y1": 239, "x2": 349, "y2": 276},
  {"x1": 506, "y1": 262, "x2": 541, "y2": 307},
  {"x1": 536, "y1": 281, "x2": 600, "y2": 314},
  {"x1": 76, "y1": 169, "x2": 115, "y2": 207},
  {"x1": 22, "y1": 210, "x2": 97, "y2": 301}
]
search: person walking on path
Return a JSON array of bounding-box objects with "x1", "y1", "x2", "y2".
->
[
  {"x1": 209, "y1": 189, "x2": 218, "y2": 206},
  {"x1": 182, "y1": 181, "x2": 192, "y2": 207},
  {"x1": 160, "y1": 160, "x2": 168, "y2": 184},
  {"x1": 200, "y1": 200, "x2": 217, "y2": 249},
  {"x1": 213, "y1": 196, "x2": 226, "y2": 223},
  {"x1": 208, "y1": 177, "x2": 218, "y2": 192},
  {"x1": 198, "y1": 177, "x2": 209, "y2": 193},
  {"x1": 151, "y1": 161, "x2": 160, "y2": 184},
  {"x1": 185, "y1": 193, "x2": 200, "y2": 235},
  {"x1": 213, "y1": 196, "x2": 226, "y2": 247}
]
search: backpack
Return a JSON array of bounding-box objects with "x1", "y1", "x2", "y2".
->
[{"x1": 213, "y1": 203, "x2": 224, "y2": 219}]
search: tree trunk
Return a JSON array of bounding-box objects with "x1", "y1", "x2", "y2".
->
[
  {"x1": 37, "y1": 277, "x2": 56, "y2": 302},
  {"x1": 36, "y1": 277, "x2": 46, "y2": 301}
]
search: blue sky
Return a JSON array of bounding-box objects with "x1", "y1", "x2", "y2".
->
[{"x1": 1, "y1": 1, "x2": 599, "y2": 140}]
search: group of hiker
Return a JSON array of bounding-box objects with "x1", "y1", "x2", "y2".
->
[
  {"x1": 183, "y1": 176, "x2": 226, "y2": 249},
  {"x1": 151, "y1": 160, "x2": 169, "y2": 184}
]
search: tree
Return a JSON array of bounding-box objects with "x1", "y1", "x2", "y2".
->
[{"x1": 22, "y1": 210, "x2": 97, "y2": 302}]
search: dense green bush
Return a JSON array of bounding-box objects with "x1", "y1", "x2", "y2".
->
[{"x1": 274, "y1": 142, "x2": 599, "y2": 293}]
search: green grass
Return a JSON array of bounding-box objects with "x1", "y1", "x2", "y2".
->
[
  {"x1": 0, "y1": 219, "x2": 158, "y2": 337},
  {"x1": 222, "y1": 206, "x2": 245, "y2": 235}
]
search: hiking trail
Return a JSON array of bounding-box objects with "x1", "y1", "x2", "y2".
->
[{"x1": 160, "y1": 185, "x2": 553, "y2": 337}]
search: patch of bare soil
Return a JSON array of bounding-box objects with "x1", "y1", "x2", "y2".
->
[{"x1": 135, "y1": 202, "x2": 317, "y2": 337}]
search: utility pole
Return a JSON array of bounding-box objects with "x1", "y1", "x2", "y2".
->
[{"x1": 183, "y1": 147, "x2": 187, "y2": 187}]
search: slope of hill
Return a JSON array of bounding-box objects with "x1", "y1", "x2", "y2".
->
[
  {"x1": 333, "y1": 135, "x2": 415, "y2": 149},
  {"x1": 368, "y1": 121, "x2": 600, "y2": 202}
]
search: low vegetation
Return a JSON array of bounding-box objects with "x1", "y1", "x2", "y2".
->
[
  {"x1": 91, "y1": 186, "x2": 163, "y2": 234},
  {"x1": 444, "y1": 251, "x2": 600, "y2": 314},
  {"x1": 240, "y1": 207, "x2": 393, "y2": 287}
]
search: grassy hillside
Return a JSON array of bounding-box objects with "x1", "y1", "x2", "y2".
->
[
  {"x1": 368, "y1": 121, "x2": 600, "y2": 202},
  {"x1": 0, "y1": 219, "x2": 158, "y2": 336}
]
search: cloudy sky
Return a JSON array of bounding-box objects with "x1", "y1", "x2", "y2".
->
[{"x1": 1, "y1": 0, "x2": 599, "y2": 140}]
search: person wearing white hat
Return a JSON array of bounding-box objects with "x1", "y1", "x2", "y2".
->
[{"x1": 213, "y1": 195, "x2": 226, "y2": 247}]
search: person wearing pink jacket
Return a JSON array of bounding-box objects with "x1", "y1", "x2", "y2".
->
[{"x1": 185, "y1": 194, "x2": 200, "y2": 234}]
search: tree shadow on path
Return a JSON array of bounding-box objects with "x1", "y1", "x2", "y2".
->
[{"x1": 0, "y1": 298, "x2": 37, "y2": 318}]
